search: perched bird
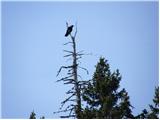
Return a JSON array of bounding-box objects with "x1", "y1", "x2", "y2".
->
[{"x1": 65, "y1": 25, "x2": 74, "y2": 37}]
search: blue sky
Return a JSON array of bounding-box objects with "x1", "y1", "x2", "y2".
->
[
  {"x1": 1, "y1": 1, "x2": 158, "y2": 118},
  {"x1": 0, "y1": 1, "x2": 1, "y2": 118}
]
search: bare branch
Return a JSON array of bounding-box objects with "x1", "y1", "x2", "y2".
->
[
  {"x1": 64, "y1": 81, "x2": 75, "y2": 85},
  {"x1": 64, "y1": 54, "x2": 73, "y2": 58},
  {"x1": 63, "y1": 42, "x2": 72, "y2": 45},
  {"x1": 66, "y1": 22, "x2": 68, "y2": 27},
  {"x1": 76, "y1": 56, "x2": 82, "y2": 60},
  {"x1": 68, "y1": 99, "x2": 76, "y2": 102},
  {"x1": 56, "y1": 66, "x2": 73, "y2": 76},
  {"x1": 63, "y1": 78, "x2": 74, "y2": 81},
  {"x1": 66, "y1": 89, "x2": 75, "y2": 94},
  {"x1": 63, "y1": 50, "x2": 73, "y2": 54},
  {"x1": 69, "y1": 107, "x2": 75, "y2": 117},
  {"x1": 60, "y1": 115, "x2": 75, "y2": 118},
  {"x1": 77, "y1": 54, "x2": 85, "y2": 57},
  {"x1": 78, "y1": 80, "x2": 91, "y2": 86},
  {"x1": 79, "y1": 66, "x2": 89, "y2": 74},
  {"x1": 53, "y1": 105, "x2": 74, "y2": 115},
  {"x1": 60, "y1": 93, "x2": 75, "y2": 109},
  {"x1": 77, "y1": 74, "x2": 83, "y2": 80},
  {"x1": 74, "y1": 22, "x2": 77, "y2": 38},
  {"x1": 68, "y1": 69, "x2": 73, "y2": 73},
  {"x1": 63, "y1": 78, "x2": 74, "y2": 82},
  {"x1": 77, "y1": 50, "x2": 84, "y2": 54},
  {"x1": 56, "y1": 75, "x2": 74, "y2": 82}
]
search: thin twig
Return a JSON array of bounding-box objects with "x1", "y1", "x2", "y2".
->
[
  {"x1": 63, "y1": 42, "x2": 72, "y2": 45},
  {"x1": 64, "y1": 54, "x2": 73, "y2": 57},
  {"x1": 79, "y1": 66, "x2": 89, "y2": 74},
  {"x1": 56, "y1": 75, "x2": 74, "y2": 82},
  {"x1": 56, "y1": 66, "x2": 73, "y2": 76},
  {"x1": 63, "y1": 50, "x2": 73, "y2": 54}
]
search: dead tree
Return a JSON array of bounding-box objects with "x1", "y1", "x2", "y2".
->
[{"x1": 54, "y1": 22, "x2": 89, "y2": 118}]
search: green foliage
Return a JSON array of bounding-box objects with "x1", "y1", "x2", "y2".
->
[
  {"x1": 148, "y1": 87, "x2": 159, "y2": 119},
  {"x1": 40, "y1": 116, "x2": 45, "y2": 119},
  {"x1": 81, "y1": 57, "x2": 134, "y2": 118},
  {"x1": 135, "y1": 87, "x2": 159, "y2": 119},
  {"x1": 29, "y1": 57, "x2": 158, "y2": 119},
  {"x1": 29, "y1": 111, "x2": 36, "y2": 119},
  {"x1": 29, "y1": 111, "x2": 45, "y2": 119},
  {"x1": 135, "y1": 109, "x2": 148, "y2": 119}
]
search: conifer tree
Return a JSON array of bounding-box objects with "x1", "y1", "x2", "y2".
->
[
  {"x1": 29, "y1": 111, "x2": 36, "y2": 119},
  {"x1": 81, "y1": 57, "x2": 134, "y2": 118},
  {"x1": 148, "y1": 87, "x2": 159, "y2": 119},
  {"x1": 40, "y1": 116, "x2": 45, "y2": 119},
  {"x1": 29, "y1": 111, "x2": 45, "y2": 119},
  {"x1": 136, "y1": 87, "x2": 159, "y2": 119}
]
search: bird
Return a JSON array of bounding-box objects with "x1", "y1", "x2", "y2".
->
[{"x1": 65, "y1": 25, "x2": 74, "y2": 37}]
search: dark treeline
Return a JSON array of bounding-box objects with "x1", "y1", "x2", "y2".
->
[{"x1": 29, "y1": 23, "x2": 159, "y2": 119}]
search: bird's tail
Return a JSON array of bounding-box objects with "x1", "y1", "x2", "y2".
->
[{"x1": 65, "y1": 33, "x2": 69, "y2": 37}]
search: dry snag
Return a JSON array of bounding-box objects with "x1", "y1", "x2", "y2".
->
[{"x1": 54, "y1": 22, "x2": 88, "y2": 118}]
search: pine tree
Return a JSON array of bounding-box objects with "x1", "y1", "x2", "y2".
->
[
  {"x1": 148, "y1": 87, "x2": 159, "y2": 119},
  {"x1": 81, "y1": 57, "x2": 134, "y2": 118},
  {"x1": 29, "y1": 111, "x2": 36, "y2": 119},
  {"x1": 136, "y1": 87, "x2": 159, "y2": 119},
  {"x1": 29, "y1": 111, "x2": 45, "y2": 119},
  {"x1": 40, "y1": 116, "x2": 45, "y2": 119},
  {"x1": 135, "y1": 109, "x2": 148, "y2": 119}
]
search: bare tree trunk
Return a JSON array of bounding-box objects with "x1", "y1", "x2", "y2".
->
[
  {"x1": 71, "y1": 36, "x2": 81, "y2": 118},
  {"x1": 55, "y1": 23, "x2": 88, "y2": 118}
]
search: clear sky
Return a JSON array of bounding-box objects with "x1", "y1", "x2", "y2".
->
[
  {"x1": 0, "y1": 1, "x2": 1, "y2": 118},
  {"x1": 1, "y1": 1, "x2": 158, "y2": 118}
]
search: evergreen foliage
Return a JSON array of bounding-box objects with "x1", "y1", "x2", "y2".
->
[
  {"x1": 136, "y1": 87, "x2": 159, "y2": 119},
  {"x1": 29, "y1": 24, "x2": 159, "y2": 119},
  {"x1": 29, "y1": 111, "x2": 36, "y2": 119},
  {"x1": 147, "y1": 87, "x2": 159, "y2": 119},
  {"x1": 40, "y1": 116, "x2": 45, "y2": 119},
  {"x1": 81, "y1": 57, "x2": 134, "y2": 118},
  {"x1": 29, "y1": 111, "x2": 45, "y2": 119}
]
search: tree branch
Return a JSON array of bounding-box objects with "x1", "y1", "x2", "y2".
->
[
  {"x1": 63, "y1": 42, "x2": 72, "y2": 45},
  {"x1": 79, "y1": 66, "x2": 89, "y2": 74},
  {"x1": 63, "y1": 50, "x2": 73, "y2": 54},
  {"x1": 74, "y1": 22, "x2": 77, "y2": 38},
  {"x1": 56, "y1": 75, "x2": 74, "y2": 82},
  {"x1": 56, "y1": 66, "x2": 73, "y2": 76},
  {"x1": 64, "y1": 54, "x2": 73, "y2": 58},
  {"x1": 60, "y1": 93, "x2": 75, "y2": 109}
]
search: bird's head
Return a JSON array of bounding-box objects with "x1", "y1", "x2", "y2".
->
[{"x1": 70, "y1": 25, "x2": 74, "y2": 28}]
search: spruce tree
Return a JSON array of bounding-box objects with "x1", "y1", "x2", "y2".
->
[
  {"x1": 136, "y1": 87, "x2": 159, "y2": 119},
  {"x1": 81, "y1": 57, "x2": 134, "y2": 118},
  {"x1": 40, "y1": 116, "x2": 45, "y2": 119},
  {"x1": 148, "y1": 87, "x2": 159, "y2": 119},
  {"x1": 29, "y1": 111, "x2": 36, "y2": 119},
  {"x1": 29, "y1": 111, "x2": 45, "y2": 119}
]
